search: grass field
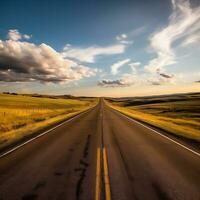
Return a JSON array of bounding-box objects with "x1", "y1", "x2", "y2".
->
[
  {"x1": 0, "y1": 93, "x2": 97, "y2": 151},
  {"x1": 106, "y1": 93, "x2": 200, "y2": 142}
]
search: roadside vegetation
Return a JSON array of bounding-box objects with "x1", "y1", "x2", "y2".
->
[
  {"x1": 0, "y1": 93, "x2": 97, "y2": 151},
  {"x1": 106, "y1": 93, "x2": 200, "y2": 142}
]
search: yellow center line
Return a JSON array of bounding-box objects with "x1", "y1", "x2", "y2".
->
[
  {"x1": 95, "y1": 148, "x2": 101, "y2": 200},
  {"x1": 103, "y1": 147, "x2": 111, "y2": 200}
]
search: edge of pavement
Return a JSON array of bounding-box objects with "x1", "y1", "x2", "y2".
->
[
  {"x1": 104, "y1": 100, "x2": 200, "y2": 157},
  {"x1": 0, "y1": 103, "x2": 99, "y2": 158}
]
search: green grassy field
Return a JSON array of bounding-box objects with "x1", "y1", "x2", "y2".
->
[
  {"x1": 0, "y1": 93, "x2": 97, "y2": 151},
  {"x1": 106, "y1": 93, "x2": 200, "y2": 142}
]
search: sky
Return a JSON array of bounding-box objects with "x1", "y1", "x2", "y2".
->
[{"x1": 0, "y1": 0, "x2": 200, "y2": 97}]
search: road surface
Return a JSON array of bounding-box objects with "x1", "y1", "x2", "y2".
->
[{"x1": 0, "y1": 99, "x2": 200, "y2": 200}]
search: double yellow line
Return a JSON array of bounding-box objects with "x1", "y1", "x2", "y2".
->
[
  {"x1": 95, "y1": 147, "x2": 111, "y2": 200},
  {"x1": 95, "y1": 148, "x2": 101, "y2": 200}
]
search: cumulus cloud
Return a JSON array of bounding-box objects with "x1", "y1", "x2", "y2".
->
[
  {"x1": 8, "y1": 30, "x2": 22, "y2": 41},
  {"x1": 8, "y1": 29, "x2": 32, "y2": 41},
  {"x1": 111, "y1": 59, "x2": 130, "y2": 75},
  {"x1": 145, "y1": 0, "x2": 200, "y2": 73},
  {"x1": 62, "y1": 44, "x2": 126, "y2": 63},
  {"x1": 0, "y1": 32, "x2": 97, "y2": 83}
]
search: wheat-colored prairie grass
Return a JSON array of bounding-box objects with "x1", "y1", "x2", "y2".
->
[
  {"x1": 0, "y1": 94, "x2": 97, "y2": 150},
  {"x1": 106, "y1": 96, "x2": 200, "y2": 142}
]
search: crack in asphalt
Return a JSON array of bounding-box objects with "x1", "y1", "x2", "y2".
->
[
  {"x1": 152, "y1": 182, "x2": 172, "y2": 200},
  {"x1": 75, "y1": 134, "x2": 91, "y2": 200}
]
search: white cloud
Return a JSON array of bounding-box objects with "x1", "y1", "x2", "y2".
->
[
  {"x1": 129, "y1": 26, "x2": 146, "y2": 37},
  {"x1": 116, "y1": 33, "x2": 133, "y2": 45},
  {"x1": 99, "y1": 69, "x2": 177, "y2": 87},
  {"x1": 181, "y1": 32, "x2": 200, "y2": 46},
  {"x1": 129, "y1": 62, "x2": 141, "y2": 67},
  {"x1": 8, "y1": 29, "x2": 22, "y2": 41},
  {"x1": 98, "y1": 74, "x2": 136, "y2": 87},
  {"x1": 145, "y1": 0, "x2": 200, "y2": 73},
  {"x1": 99, "y1": 59, "x2": 142, "y2": 87},
  {"x1": 111, "y1": 59, "x2": 130, "y2": 75},
  {"x1": 116, "y1": 34, "x2": 127, "y2": 41},
  {"x1": 118, "y1": 40, "x2": 133, "y2": 45},
  {"x1": 129, "y1": 62, "x2": 141, "y2": 74},
  {"x1": 8, "y1": 29, "x2": 32, "y2": 41},
  {"x1": 148, "y1": 75, "x2": 176, "y2": 85},
  {"x1": 62, "y1": 44, "x2": 126, "y2": 63},
  {"x1": 23, "y1": 34, "x2": 32, "y2": 40},
  {"x1": 146, "y1": 69, "x2": 176, "y2": 85},
  {"x1": 0, "y1": 31, "x2": 97, "y2": 83}
]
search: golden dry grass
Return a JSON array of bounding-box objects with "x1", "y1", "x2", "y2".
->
[
  {"x1": 106, "y1": 95, "x2": 200, "y2": 142},
  {"x1": 0, "y1": 94, "x2": 97, "y2": 150}
]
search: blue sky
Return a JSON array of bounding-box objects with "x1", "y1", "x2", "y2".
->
[{"x1": 0, "y1": 0, "x2": 200, "y2": 96}]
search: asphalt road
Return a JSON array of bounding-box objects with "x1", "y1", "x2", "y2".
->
[{"x1": 0, "y1": 99, "x2": 200, "y2": 200}]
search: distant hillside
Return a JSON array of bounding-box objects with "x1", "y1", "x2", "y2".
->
[
  {"x1": 2, "y1": 92, "x2": 94, "y2": 100},
  {"x1": 106, "y1": 92, "x2": 200, "y2": 107}
]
